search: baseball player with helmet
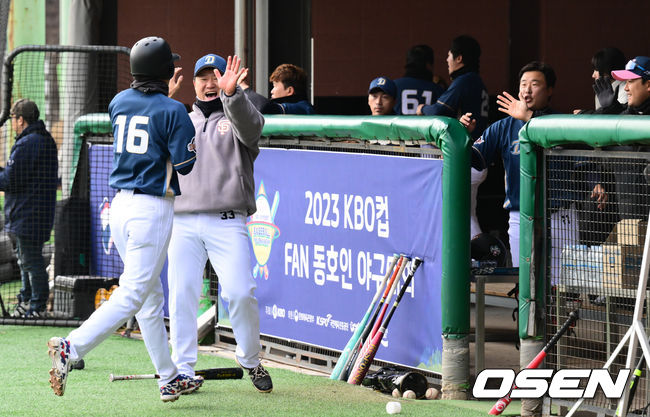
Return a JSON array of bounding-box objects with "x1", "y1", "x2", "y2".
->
[
  {"x1": 47, "y1": 36, "x2": 203, "y2": 402},
  {"x1": 166, "y1": 54, "x2": 272, "y2": 392}
]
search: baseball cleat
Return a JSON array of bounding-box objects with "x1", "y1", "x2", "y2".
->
[
  {"x1": 160, "y1": 374, "x2": 204, "y2": 402},
  {"x1": 181, "y1": 374, "x2": 204, "y2": 395},
  {"x1": 47, "y1": 337, "x2": 71, "y2": 396},
  {"x1": 237, "y1": 359, "x2": 273, "y2": 393}
]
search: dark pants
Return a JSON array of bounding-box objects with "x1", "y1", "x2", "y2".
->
[{"x1": 13, "y1": 234, "x2": 48, "y2": 312}]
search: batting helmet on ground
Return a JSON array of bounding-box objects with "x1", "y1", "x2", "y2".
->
[{"x1": 130, "y1": 36, "x2": 179, "y2": 80}]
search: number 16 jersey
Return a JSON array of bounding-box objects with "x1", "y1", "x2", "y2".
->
[{"x1": 108, "y1": 88, "x2": 196, "y2": 196}]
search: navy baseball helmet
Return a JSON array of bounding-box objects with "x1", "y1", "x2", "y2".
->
[
  {"x1": 471, "y1": 233, "x2": 507, "y2": 267},
  {"x1": 130, "y1": 36, "x2": 180, "y2": 80}
]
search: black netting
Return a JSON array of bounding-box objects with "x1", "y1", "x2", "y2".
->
[
  {"x1": 0, "y1": 45, "x2": 130, "y2": 321},
  {"x1": 544, "y1": 147, "x2": 650, "y2": 413}
]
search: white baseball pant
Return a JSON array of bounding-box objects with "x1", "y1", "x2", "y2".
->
[
  {"x1": 168, "y1": 212, "x2": 260, "y2": 375},
  {"x1": 470, "y1": 167, "x2": 487, "y2": 238},
  {"x1": 67, "y1": 190, "x2": 179, "y2": 387},
  {"x1": 508, "y1": 210, "x2": 520, "y2": 268},
  {"x1": 508, "y1": 207, "x2": 579, "y2": 277}
]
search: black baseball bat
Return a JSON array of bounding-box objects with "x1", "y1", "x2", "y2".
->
[{"x1": 109, "y1": 367, "x2": 243, "y2": 381}]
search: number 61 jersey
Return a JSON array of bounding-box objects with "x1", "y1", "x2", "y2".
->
[{"x1": 108, "y1": 88, "x2": 196, "y2": 196}]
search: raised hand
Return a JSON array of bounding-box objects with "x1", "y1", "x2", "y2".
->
[
  {"x1": 168, "y1": 67, "x2": 184, "y2": 98},
  {"x1": 459, "y1": 112, "x2": 477, "y2": 133},
  {"x1": 497, "y1": 91, "x2": 533, "y2": 122},
  {"x1": 593, "y1": 77, "x2": 616, "y2": 108},
  {"x1": 214, "y1": 55, "x2": 249, "y2": 96}
]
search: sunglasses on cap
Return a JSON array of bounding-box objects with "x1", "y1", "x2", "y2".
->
[{"x1": 625, "y1": 60, "x2": 648, "y2": 72}]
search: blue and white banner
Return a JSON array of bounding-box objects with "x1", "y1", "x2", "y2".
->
[{"x1": 248, "y1": 148, "x2": 443, "y2": 370}]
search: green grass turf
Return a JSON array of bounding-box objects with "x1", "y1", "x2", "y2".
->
[{"x1": 0, "y1": 325, "x2": 522, "y2": 416}]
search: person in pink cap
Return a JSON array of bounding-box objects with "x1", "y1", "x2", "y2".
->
[
  {"x1": 595, "y1": 56, "x2": 650, "y2": 114},
  {"x1": 588, "y1": 56, "x2": 650, "y2": 229}
]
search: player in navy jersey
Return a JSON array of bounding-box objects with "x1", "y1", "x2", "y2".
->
[
  {"x1": 368, "y1": 76, "x2": 397, "y2": 115},
  {"x1": 417, "y1": 35, "x2": 489, "y2": 139},
  {"x1": 467, "y1": 62, "x2": 556, "y2": 267},
  {"x1": 268, "y1": 63, "x2": 315, "y2": 114},
  {"x1": 393, "y1": 45, "x2": 445, "y2": 115},
  {"x1": 47, "y1": 36, "x2": 202, "y2": 402},
  {"x1": 467, "y1": 62, "x2": 597, "y2": 274}
]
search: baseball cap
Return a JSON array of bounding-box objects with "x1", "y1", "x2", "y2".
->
[
  {"x1": 611, "y1": 56, "x2": 650, "y2": 81},
  {"x1": 368, "y1": 76, "x2": 397, "y2": 98},
  {"x1": 194, "y1": 54, "x2": 227, "y2": 77},
  {"x1": 10, "y1": 98, "x2": 39, "y2": 123}
]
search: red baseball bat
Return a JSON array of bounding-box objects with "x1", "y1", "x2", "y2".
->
[
  {"x1": 347, "y1": 257, "x2": 423, "y2": 385},
  {"x1": 488, "y1": 310, "x2": 579, "y2": 415}
]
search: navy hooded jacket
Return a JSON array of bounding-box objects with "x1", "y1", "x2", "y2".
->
[{"x1": 0, "y1": 120, "x2": 58, "y2": 242}]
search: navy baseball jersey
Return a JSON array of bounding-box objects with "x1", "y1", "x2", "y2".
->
[
  {"x1": 471, "y1": 116, "x2": 524, "y2": 211},
  {"x1": 421, "y1": 71, "x2": 489, "y2": 139},
  {"x1": 108, "y1": 88, "x2": 196, "y2": 196},
  {"x1": 393, "y1": 77, "x2": 444, "y2": 115}
]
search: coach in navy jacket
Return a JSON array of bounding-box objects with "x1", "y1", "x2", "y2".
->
[{"x1": 1, "y1": 99, "x2": 58, "y2": 316}]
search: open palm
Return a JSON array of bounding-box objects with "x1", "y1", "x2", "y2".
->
[
  {"x1": 497, "y1": 91, "x2": 532, "y2": 121},
  {"x1": 215, "y1": 55, "x2": 248, "y2": 96}
]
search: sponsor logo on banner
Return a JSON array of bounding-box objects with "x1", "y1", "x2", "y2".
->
[
  {"x1": 247, "y1": 182, "x2": 280, "y2": 279},
  {"x1": 99, "y1": 197, "x2": 113, "y2": 255}
]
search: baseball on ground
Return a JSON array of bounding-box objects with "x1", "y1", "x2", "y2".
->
[
  {"x1": 386, "y1": 401, "x2": 402, "y2": 414},
  {"x1": 425, "y1": 387, "x2": 440, "y2": 400},
  {"x1": 391, "y1": 388, "x2": 401, "y2": 398},
  {"x1": 402, "y1": 389, "x2": 416, "y2": 399}
]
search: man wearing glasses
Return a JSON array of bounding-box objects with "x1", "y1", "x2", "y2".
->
[{"x1": 3, "y1": 99, "x2": 58, "y2": 317}]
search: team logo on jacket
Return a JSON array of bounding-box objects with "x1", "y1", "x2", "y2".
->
[
  {"x1": 99, "y1": 197, "x2": 114, "y2": 255},
  {"x1": 187, "y1": 137, "x2": 196, "y2": 152},
  {"x1": 217, "y1": 120, "x2": 231, "y2": 135},
  {"x1": 246, "y1": 181, "x2": 280, "y2": 280}
]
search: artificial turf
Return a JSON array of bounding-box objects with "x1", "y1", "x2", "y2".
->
[{"x1": 0, "y1": 325, "x2": 522, "y2": 416}]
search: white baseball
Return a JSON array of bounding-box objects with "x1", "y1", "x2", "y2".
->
[
  {"x1": 425, "y1": 387, "x2": 440, "y2": 400},
  {"x1": 386, "y1": 401, "x2": 402, "y2": 414},
  {"x1": 402, "y1": 389, "x2": 416, "y2": 399},
  {"x1": 391, "y1": 388, "x2": 401, "y2": 398}
]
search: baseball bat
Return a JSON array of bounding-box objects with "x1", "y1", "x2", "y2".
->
[
  {"x1": 616, "y1": 347, "x2": 647, "y2": 417},
  {"x1": 488, "y1": 310, "x2": 579, "y2": 415},
  {"x1": 347, "y1": 257, "x2": 423, "y2": 385},
  {"x1": 109, "y1": 367, "x2": 244, "y2": 382},
  {"x1": 368, "y1": 258, "x2": 408, "y2": 340},
  {"x1": 330, "y1": 254, "x2": 399, "y2": 380},
  {"x1": 339, "y1": 255, "x2": 408, "y2": 381}
]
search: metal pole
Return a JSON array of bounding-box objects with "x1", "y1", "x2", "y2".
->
[
  {"x1": 234, "y1": 0, "x2": 246, "y2": 66},
  {"x1": 254, "y1": 0, "x2": 268, "y2": 98}
]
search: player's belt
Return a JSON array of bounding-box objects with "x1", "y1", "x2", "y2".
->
[{"x1": 118, "y1": 188, "x2": 147, "y2": 195}]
